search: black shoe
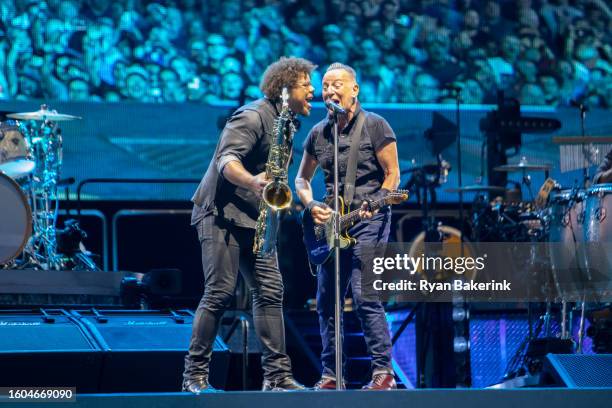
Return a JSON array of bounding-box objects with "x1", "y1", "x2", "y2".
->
[
  {"x1": 182, "y1": 378, "x2": 218, "y2": 394},
  {"x1": 262, "y1": 376, "x2": 306, "y2": 391}
]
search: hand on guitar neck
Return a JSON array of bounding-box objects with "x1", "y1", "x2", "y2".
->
[
  {"x1": 359, "y1": 188, "x2": 408, "y2": 218},
  {"x1": 309, "y1": 195, "x2": 384, "y2": 225}
]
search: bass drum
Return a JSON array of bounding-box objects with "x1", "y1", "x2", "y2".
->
[
  {"x1": 408, "y1": 225, "x2": 478, "y2": 283},
  {"x1": 0, "y1": 121, "x2": 35, "y2": 179},
  {"x1": 0, "y1": 172, "x2": 32, "y2": 265}
]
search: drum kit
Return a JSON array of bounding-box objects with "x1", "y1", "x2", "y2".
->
[
  {"x1": 452, "y1": 152, "x2": 611, "y2": 357},
  {"x1": 0, "y1": 105, "x2": 95, "y2": 270},
  {"x1": 449, "y1": 156, "x2": 611, "y2": 252}
]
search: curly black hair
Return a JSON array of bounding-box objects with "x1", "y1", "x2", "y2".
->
[{"x1": 259, "y1": 57, "x2": 316, "y2": 100}]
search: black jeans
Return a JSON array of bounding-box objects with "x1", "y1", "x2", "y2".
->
[
  {"x1": 183, "y1": 215, "x2": 293, "y2": 383},
  {"x1": 317, "y1": 210, "x2": 393, "y2": 378}
]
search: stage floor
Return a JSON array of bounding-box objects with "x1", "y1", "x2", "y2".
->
[{"x1": 1, "y1": 389, "x2": 611, "y2": 408}]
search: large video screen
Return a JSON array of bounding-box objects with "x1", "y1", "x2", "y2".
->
[{"x1": 0, "y1": 0, "x2": 610, "y2": 201}]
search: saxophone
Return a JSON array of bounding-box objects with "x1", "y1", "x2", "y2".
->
[{"x1": 253, "y1": 87, "x2": 296, "y2": 255}]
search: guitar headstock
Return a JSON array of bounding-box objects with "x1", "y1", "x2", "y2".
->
[{"x1": 386, "y1": 189, "x2": 410, "y2": 205}]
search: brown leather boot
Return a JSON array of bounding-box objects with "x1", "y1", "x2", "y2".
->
[
  {"x1": 313, "y1": 376, "x2": 346, "y2": 390},
  {"x1": 361, "y1": 373, "x2": 397, "y2": 390}
]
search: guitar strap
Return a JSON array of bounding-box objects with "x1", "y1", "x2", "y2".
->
[{"x1": 343, "y1": 111, "x2": 366, "y2": 209}]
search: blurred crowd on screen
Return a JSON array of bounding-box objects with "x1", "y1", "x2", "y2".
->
[{"x1": 0, "y1": 0, "x2": 610, "y2": 107}]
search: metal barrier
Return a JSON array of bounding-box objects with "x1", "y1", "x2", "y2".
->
[
  {"x1": 76, "y1": 178, "x2": 200, "y2": 218},
  {"x1": 72, "y1": 178, "x2": 200, "y2": 271}
]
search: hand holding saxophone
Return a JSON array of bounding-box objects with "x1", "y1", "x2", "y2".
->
[{"x1": 249, "y1": 171, "x2": 270, "y2": 194}]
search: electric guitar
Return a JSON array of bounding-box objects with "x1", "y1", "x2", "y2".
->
[{"x1": 301, "y1": 189, "x2": 409, "y2": 265}]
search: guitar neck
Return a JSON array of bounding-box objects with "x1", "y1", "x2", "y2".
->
[{"x1": 339, "y1": 197, "x2": 388, "y2": 231}]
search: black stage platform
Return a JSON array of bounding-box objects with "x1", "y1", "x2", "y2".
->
[{"x1": 1, "y1": 389, "x2": 611, "y2": 408}]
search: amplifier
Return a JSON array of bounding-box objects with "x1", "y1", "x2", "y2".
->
[{"x1": 0, "y1": 309, "x2": 230, "y2": 392}]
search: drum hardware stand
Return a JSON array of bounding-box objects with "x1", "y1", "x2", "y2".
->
[
  {"x1": 551, "y1": 183, "x2": 587, "y2": 349},
  {"x1": 6, "y1": 105, "x2": 98, "y2": 272},
  {"x1": 24, "y1": 117, "x2": 64, "y2": 270},
  {"x1": 503, "y1": 307, "x2": 544, "y2": 380},
  {"x1": 412, "y1": 181, "x2": 442, "y2": 388},
  {"x1": 572, "y1": 101, "x2": 591, "y2": 187},
  {"x1": 576, "y1": 294, "x2": 587, "y2": 353},
  {"x1": 403, "y1": 159, "x2": 464, "y2": 387},
  {"x1": 574, "y1": 101, "x2": 590, "y2": 353},
  {"x1": 560, "y1": 300, "x2": 569, "y2": 339},
  {"x1": 565, "y1": 170, "x2": 589, "y2": 354}
]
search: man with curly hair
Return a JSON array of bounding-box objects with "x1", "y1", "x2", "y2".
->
[{"x1": 183, "y1": 57, "x2": 315, "y2": 393}]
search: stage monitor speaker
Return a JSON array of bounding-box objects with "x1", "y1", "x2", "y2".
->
[
  {"x1": 0, "y1": 309, "x2": 103, "y2": 392},
  {"x1": 71, "y1": 309, "x2": 230, "y2": 392},
  {"x1": 541, "y1": 354, "x2": 612, "y2": 388}
]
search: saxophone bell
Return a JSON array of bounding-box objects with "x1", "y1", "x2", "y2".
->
[{"x1": 262, "y1": 180, "x2": 292, "y2": 210}]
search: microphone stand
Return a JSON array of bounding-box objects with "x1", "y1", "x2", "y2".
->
[
  {"x1": 576, "y1": 102, "x2": 588, "y2": 353},
  {"x1": 448, "y1": 86, "x2": 465, "y2": 243},
  {"x1": 578, "y1": 103, "x2": 589, "y2": 188},
  {"x1": 331, "y1": 110, "x2": 343, "y2": 390},
  {"x1": 456, "y1": 90, "x2": 464, "y2": 242}
]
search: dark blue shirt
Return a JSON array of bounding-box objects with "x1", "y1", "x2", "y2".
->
[{"x1": 303, "y1": 104, "x2": 396, "y2": 209}]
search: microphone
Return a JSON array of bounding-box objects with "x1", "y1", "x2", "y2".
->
[{"x1": 325, "y1": 100, "x2": 346, "y2": 115}]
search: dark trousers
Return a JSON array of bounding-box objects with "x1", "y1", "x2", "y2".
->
[
  {"x1": 317, "y1": 210, "x2": 393, "y2": 379},
  {"x1": 183, "y1": 215, "x2": 293, "y2": 383}
]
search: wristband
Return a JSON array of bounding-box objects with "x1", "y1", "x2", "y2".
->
[{"x1": 307, "y1": 200, "x2": 328, "y2": 211}]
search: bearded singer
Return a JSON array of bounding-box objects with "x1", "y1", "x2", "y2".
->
[{"x1": 295, "y1": 63, "x2": 400, "y2": 390}]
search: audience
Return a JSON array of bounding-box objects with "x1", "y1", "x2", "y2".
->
[{"x1": 0, "y1": 0, "x2": 609, "y2": 107}]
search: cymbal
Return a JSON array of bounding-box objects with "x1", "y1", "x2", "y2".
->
[
  {"x1": 7, "y1": 108, "x2": 81, "y2": 121},
  {"x1": 446, "y1": 185, "x2": 506, "y2": 193},
  {"x1": 494, "y1": 163, "x2": 551, "y2": 172}
]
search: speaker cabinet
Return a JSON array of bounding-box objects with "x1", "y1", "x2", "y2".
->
[
  {"x1": 541, "y1": 354, "x2": 612, "y2": 388},
  {"x1": 0, "y1": 309, "x2": 230, "y2": 393},
  {"x1": 0, "y1": 310, "x2": 103, "y2": 392},
  {"x1": 71, "y1": 309, "x2": 230, "y2": 392}
]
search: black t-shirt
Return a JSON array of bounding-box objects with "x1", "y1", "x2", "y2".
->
[
  {"x1": 303, "y1": 104, "x2": 396, "y2": 209},
  {"x1": 191, "y1": 98, "x2": 283, "y2": 228}
]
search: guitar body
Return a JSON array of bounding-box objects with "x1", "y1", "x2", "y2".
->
[
  {"x1": 301, "y1": 190, "x2": 409, "y2": 266},
  {"x1": 301, "y1": 198, "x2": 356, "y2": 266},
  {"x1": 301, "y1": 209, "x2": 332, "y2": 265}
]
